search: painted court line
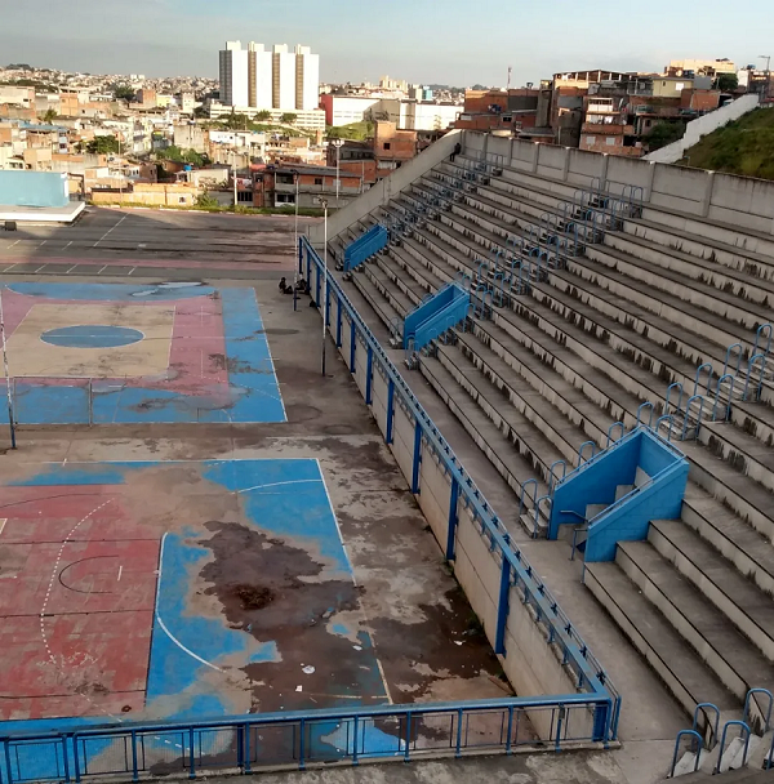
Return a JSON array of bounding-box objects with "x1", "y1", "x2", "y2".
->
[
  {"x1": 94, "y1": 214, "x2": 127, "y2": 247},
  {"x1": 236, "y1": 478, "x2": 322, "y2": 495},
  {"x1": 0, "y1": 518, "x2": 6, "y2": 537},
  {"x1": 155, "y1": 532, "x2": 224, "y2": 674}
]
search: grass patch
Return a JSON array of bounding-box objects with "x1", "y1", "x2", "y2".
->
[{"x1": 682, "y1": 107, "x2": 774, "y2": 180}]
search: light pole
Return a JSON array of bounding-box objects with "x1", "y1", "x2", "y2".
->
[
  {"x1": 760, "y1": 55, "x2": 771, "y2": 102},
  {"x1": 332, "y1": 138, "x2": 344, "y2": 207},
  {"x1": 0, "y1": 289, "x2": 17, "y2": 450},
  {"x1": 232, "y1": 151, "x2": 238, "y2": 208},
  {"x1": 292, "y1": 168, "x2": 300, "y2": 312},
  {"x1": 320, "y1": 197, "x2": 329, "y2": 377}
]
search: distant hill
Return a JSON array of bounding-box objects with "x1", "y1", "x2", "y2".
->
[{"x1": 683, "y1": 107, "x2": 774, "y2": 180}]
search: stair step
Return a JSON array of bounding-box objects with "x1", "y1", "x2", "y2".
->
[{"x1": 584, "y1": 560, "x2": 740, "y2": 726}]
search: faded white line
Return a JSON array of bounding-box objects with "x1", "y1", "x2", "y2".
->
[
  {"x1": 236, "y1": 478, "x2": 322, "y2": 495},
  {"x1": 94, "y1": 214, "x2": 127, "y2": 247},
  {"x1": 155, "y1": 533, "x2": 224, "y2": 673},
  {"x1": 117, "y1": 564, "x2": 123, "y2": 582},
  {"x1": 0, "y1": 518, "x2": 6, "y2": 537},
  {"x1": 6, "y1": 241, "x2": 19, "y2": 250}
]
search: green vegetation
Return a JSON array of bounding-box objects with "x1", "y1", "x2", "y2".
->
[
  {"x1": 681, "y1": 108, "x2": 774, "y2": 180},
  {"x1": 279, "y1": 112, "x2": 298, "y2": 125},
  {"x1": 326, "y1": 120, "x2": 374, "y2": 141},
  {"x1": 254, "y1": 110, "x2": 271, "y2": 121},
  {"x1": 79, "y1": 135, "x2": 120, "y2": 154},
  {"x1": 156, "y1": 145, "x2": 211, "y2": 167},
  {"x1": 112, "y1": 84, "x2": 136, "y2": 102},
  {"x1": 194, "y1": 193, "x2": 221, "y2": 209},
  {"x1": 716, "y1": 73, "x2": 739, "y2": 92},
  {"x1": 643, "y1": 120, "x2": 686, "y2": 152},
  {"x1": 41, "y1": 108, "x2": 58, "y2": 124}
]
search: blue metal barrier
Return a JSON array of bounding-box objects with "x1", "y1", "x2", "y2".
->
[
  {"x1": 343, "y1": 225, "x2": 389, "y2": 273},
  {"x1": 403, "y1": 282, "x2": 470, "y2": 352}
]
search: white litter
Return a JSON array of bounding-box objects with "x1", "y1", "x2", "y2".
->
[
  {"x1": 296, "y1": 685, "x2": 303, "y2": 692},
  {"x1": 302, "y1": 665, "x2": 315, "y2": 674},
  {"x1": 353, "y1": 645, "x2": 362, "y2": 651},
  {"x1": 454, "y1": 641, "x2": 463, "y2": 646}
]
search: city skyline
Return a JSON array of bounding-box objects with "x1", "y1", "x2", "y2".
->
[{"x1": 1, "y1": 0, "x2": 772, "y2": 87}]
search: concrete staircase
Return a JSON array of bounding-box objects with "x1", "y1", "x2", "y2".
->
[{"x1": 327, "y1": 151, "x2": 774, "y2": 745}]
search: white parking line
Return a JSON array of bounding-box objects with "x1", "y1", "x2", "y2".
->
[
  {"x1": 65, "y1": 265, "x2": 78, "y2": 274},
  {"x1": 0, "y1": 519, "x2": 6, "y2": 537},
  {"x1": 34, "y1": 264, "x2": 46, "y2": 273},
  {"x1": 126, "y1": 267, "x2": 136, "y2": 276},
  {"x1": 97, "y1": 265, "x2": 107, "y2": 274},
  {"x1": 64, "y1": 241, "x2": 73, "y2": 250},
  {"x1": 117, "y1": 565, "x2": 123, "y2": 582},
  {"x1": 94, "y1": 214, "x2": 127, "y2": 247},
  {"x1": 6, "y1": 240, "x2": 19, "y2": 250}
]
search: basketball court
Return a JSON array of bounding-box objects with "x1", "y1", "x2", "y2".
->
[
  {"x1": 0, "y1": 458, "x2": 390, "y2": 735},
  {"x1": 0, "y1": 282, "x2": 285, "y2": 424}
]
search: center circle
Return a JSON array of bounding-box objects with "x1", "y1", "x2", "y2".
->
[{"x1": 41, "y1": 325, "x2": 144, "y2": 349}]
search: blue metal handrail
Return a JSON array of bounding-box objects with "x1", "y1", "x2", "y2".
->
[
  {"x1": 712, "y1": 373, "x2": 736, "y2": 421},
  {"x1": 635, "y1": 402, "x2": 654, "y2": 428},
  {"x1": 742, "y1": 353, "x2": 767, "y2": 401},
  {"x1": 577, "y1": 441, "x2": 597, "y2": 466},
  {"x1": 753, "y1": 323, "x2": 773, "y2": 357},
  {"x1": 694, "y1": 362, "x2": 715, "y2": 397},
  {"x1": 301, "y1": 236, "x2": 619, "y2": 729},
  {"x1": 714, "y1": 720, "x2": 751, "y2": 774},
  {"x1": 692, "y1": 702, "x2": 721, "y2": 746},
  {"x1": 665, "y1": 382, "x2": 683, "y2": 415},
  {"x1": 655, "y1": 414, "x2": 675, "y2": 441},
  {"x1": 669, "y1": 729, "x2": 703, "y2": 777},
  {"x1": 681, "y1": 395, "x2": 705, "y2": 440},
  {"x1": 744, "y1": 687, "x2": 773, "y2": 733},
  {"x1": 606, "y1": 421, "x2": 625, "y2": 447}
]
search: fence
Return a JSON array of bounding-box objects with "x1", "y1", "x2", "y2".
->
[{"x1": 0, "y1": 696, "x2": 611, "y2": 783}]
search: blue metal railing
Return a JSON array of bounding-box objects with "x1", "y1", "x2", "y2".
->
[
  {"x1": 669, "y1": 729, "x2": 703, "y2": 777},
  {"x1": 715, "y1": 720, "x2": 751, "y2": 774},
  {"x1": 301, "y1": 236, "x2": 621, "y2": 733},
  {"x1": 0, "y1": 695, "x2": 617, "y2": 783}
]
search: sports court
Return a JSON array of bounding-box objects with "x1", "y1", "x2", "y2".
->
[
  {"x1": 0, "y1": 282, "x2": 285, "y2": 424},
  {"x1": 0, "y1": 458, "x2": 389, "y2": 735}
]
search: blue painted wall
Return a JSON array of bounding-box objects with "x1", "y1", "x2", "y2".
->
[
  {"x1": 0, "y1": 170, "x2": 68, "y2": 208},
  {"x1": 584, "y1": 463, "x2": 689, "y2": 562}
]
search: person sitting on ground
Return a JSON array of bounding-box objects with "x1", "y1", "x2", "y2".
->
[{"x1": 279, "y1": 277, "x2": 288, "y2": 293}]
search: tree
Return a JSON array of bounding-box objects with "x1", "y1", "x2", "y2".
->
[
  {"x1": 41, "y1": 108, "x2": 58, "y2": 124},
  {"x1": 221, "y1": 110, "x2": 250, "y2": 130},
  {"x1": 112, "y1": 84, "x2": 135, "y2": 102},
  {"x1": 86, "y1": 135, "x2": 120, "y2": 155},
  {"x1": 195, "y1": 192, "x2": 220, "y2": 209},
  {"x1": 716, "y1": 72, "x2": 739, "y2": 92},
  {"x1": 643, "y1": 121, "x2": 686, "y2": 152},
  {"x1": 254, "y1": 110, "x2": 271, "y2": 121},
  {"x1": 280, "y1": 112, "x2": 298, "y2": 125}
]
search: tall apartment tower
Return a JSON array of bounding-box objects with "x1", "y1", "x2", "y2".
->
[
  {"x1": 219, "y1": 41, "x2": 249, "y2": 106},
  {"x1": 247, "y1": 42, "x2": 272, "y2": 108},
  {"x1": 295, "y1": 45, "x2": 320, "y2": 111},
  {"x1": 218, "y1": 41, "x2": 320, "y2": 110}
]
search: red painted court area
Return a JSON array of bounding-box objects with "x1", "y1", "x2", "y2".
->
[{"x1": 0, "y1": 487, "x2": 160, "y2": 721}]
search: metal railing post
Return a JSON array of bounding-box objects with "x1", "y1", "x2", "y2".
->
[
  {"x1": 495, "y1": 556, "x2": 511, "y2": 655},
  {"x1": 365, "y1": 346, "x2": 373, "y2": 405},
  {"x1": 299, "y1": 719, "x2": 306, "y2": 770},
  {"x1": 188, "y1": 728, "x2": 195, "y2": 780},
  {"x1": 411, "y1": 420, "x2": 422, "y2": 494},
  {"x1": 243, "y1": 724, "x2": 251, "y2": 774},
  {"x1": 385, "y1": 380, "x2": 395, "y2": 445}
]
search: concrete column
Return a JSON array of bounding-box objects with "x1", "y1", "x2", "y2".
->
[
  {"x1": 532, "y1": 142, "x2": 539, "y2": 173},
  {"x1": 561, "y1": 148, "x2": 571, "y2": 182},
  {"x1": 645, "y1": 161, "x2": 656, "y2": 203},
  {"x1": 702, "y1": 171, "x2": 715, "y2": 218},
  {"x1": 482, "y1": 132, "x2": 490, "y2": 161},
  {"x1": 600, "y1": 153, "x2": 610, "y2": 190},
  {"x1": 510, "y1": 137, "x2": 518, "y2": 169}
]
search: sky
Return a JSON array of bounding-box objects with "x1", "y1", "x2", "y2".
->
[{"x1": 1, "y1": 0, "x2": 772, "y2": 88}]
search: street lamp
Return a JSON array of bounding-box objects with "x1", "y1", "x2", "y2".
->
[
  {"x1": 231, "y1": 151, "x2": 238, "y2": 208},
  {"x1": 319, "y1": 197, "x2": 329, "y2": 377},
  {"x1": 331, "y1": 138, "x2": 344, "y2": 207},
  {"x1": 760, "y1": 55, "x2": 771, "y2": 102}
]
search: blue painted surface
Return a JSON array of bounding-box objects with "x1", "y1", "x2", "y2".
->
[
  {"x1": 584, "y1": 464, "x2": 689, "y2": 562},
  {"x1": 3, "y1": 284, "x2": 285, "y2": 424},
  {"x1": 41, "y1": 325, "x2": 144, "y2": 349},
  {"x1": 343, "y1": 225, "x2": 389, "y2": 273},
  {"x1": 0, "y1": 171, "x2": 68, "y2": 208},
  {"x1": 1, "y1": 459, "x2": 389, "y2": 773},
  {"x1": 402, "y1": 282, "x2": 469, "y2": 351}
]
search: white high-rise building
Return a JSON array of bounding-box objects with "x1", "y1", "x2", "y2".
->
[
  {"x1": 219, "y1": 41, "x2": 249, "y2": 107},
  {"x1": 271, "y1": 44, "x2": 296, "y2": 110},
  {"x1": 248, "y1": 42, "x2": 272, "y2": 109},
  {"x1": 217, "y1": 41, "x2": 320, "y2": 111},
  {"x1": 295, "y1": 45, "x2": 320, "y2": 111}
]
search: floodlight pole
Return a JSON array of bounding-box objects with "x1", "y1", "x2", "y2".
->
[
  {"x1": 0, "y1": 290, "x2": 17, "y2": 449},
  {"x1": 320, "y1": 197, "x2": 329, "y2": 377},
  {"x1": 293, "y1": 169, "x2": 300, "y2": 312}
]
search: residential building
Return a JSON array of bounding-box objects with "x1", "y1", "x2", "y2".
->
[
  {"x1": 295, "y1": 45, "x2": 320, "y2": 111},
  {"x1": 247, "y1": 43, "x2": 272, "y2": 108},
  {"x1": 219, "y1": 41, "x2": 249, "y2": 107},
  {"x1": 666, "y1": 58, "x2": 736, "y2": 77},
  {"x1": 253, "y1": 163, "x2": 363, "y2": 209},
  {"x1": 205, "y1": 100, "x2": 326, "y2": 130}
]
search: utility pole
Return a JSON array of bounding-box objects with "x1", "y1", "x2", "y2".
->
[
  {"x1": 232, "y1": 151, "x2": 238, "y2": 208},
  {"x1": 332, "y1": 138, "x2": 344, "y2": 207},
  {"x1": 320, "y1": 197, "x2": 329, "y2": 377},
  {"x1": 0, "y1": 290, "x2": 17, "y2": 450},
  {"x1": 293, "y1": 169, "x2": 300, "y2": 312}
]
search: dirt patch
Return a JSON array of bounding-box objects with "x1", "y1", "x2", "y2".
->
[{"x1": 229, "y1": 583, "x2": 275, "y2": 610}]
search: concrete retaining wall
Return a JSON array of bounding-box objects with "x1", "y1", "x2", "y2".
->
[
  {"x1": 645, "y1": 94, "x2": 760, "y2": 164},
  {"x1": 308, "y1": 129, "x2": 464, "y2": 246}
]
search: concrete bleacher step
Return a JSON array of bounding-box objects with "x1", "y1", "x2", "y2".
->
[
  {"x1": 731, "y1": 402, "x2": 774, "y2": 451},
  {"x1": 434, "y1": 342, "x2": 568, "y2": 484},
  {"x1": 373, "y1": 253, "x2": 426, "y2": 308},
  {"x1": 681, "y1": 484, "x2": 774, "y2": 599},
  {"x1": 362, "y1": 261, "x2": 414, "y2": 319},
  {"x1": 615, "y1": 540, "x2": 774, "y2": 704},
  {"x1": 648, "y1": 520, "x2": 774, "y2": 664},
  {"x1": 566, "y1": 253, "x2": 773, "y2": 339},
  {"x1": 388, "y1": 244, "x2": 445, "y2": 293},
  {"x1": 418, "y1": 355, "x2": 550, "y2": 530},
  {"x1": 348, "y1": 268, "x2": 401, "y2": 331},
  {"x1": 456, "y1": 328, "x2": 609, "y2": 454},
  {"x1": 602, "y1": 230, "x2": 774, "y2": 309},
  {"x1": 583, "y1": 560, "x2": 741, "y2": 729}
]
